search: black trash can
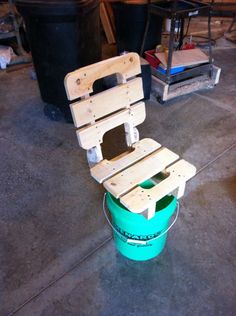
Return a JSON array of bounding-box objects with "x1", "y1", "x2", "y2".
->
[
  {"x1": 16, "y1": 0, "x2": 101, "y2": 122},
  {"x1": 112, "y1": 3, "x2": 163, "y2": 54}
]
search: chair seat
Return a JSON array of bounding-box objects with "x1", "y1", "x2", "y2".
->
[
  {"x1": 90, "y1": 138, "x2": 161, "y2": 183},
  {"x1": 103, "y1": 146, "x2": 179, "y2": 198},
  {"x1": 120, "y1": 159, "x2": 196, "y2": 214}
]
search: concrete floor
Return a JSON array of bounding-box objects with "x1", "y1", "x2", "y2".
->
[{"x1": 1, "y1": 47, "x2": 236, "y2": 316}]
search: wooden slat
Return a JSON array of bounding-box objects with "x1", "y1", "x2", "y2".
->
[
  {"x1": 100, "y1": 2, "x2": 116, "y2": 44},
  {"x1": 77, "y1": 102, "x2": 146, "y2": 150},
  {"x1": 90, "y1": 138, "x2": 161, "y2": 183},
  {"x1": 64, "y1": 53, "x2": 141, "y2": 100},
  {"x1": 104, "y1": 2, "x2": 116, "y2": 34},
  {"x1": 70, "y1": 77, "x2": 143, "y2": 128},
  {"x1": 120, "y1": 159, "x2": 197, "y2": 213},
  {"x1": 103, "y1": 148, "x2": 179, "y2": 198}
]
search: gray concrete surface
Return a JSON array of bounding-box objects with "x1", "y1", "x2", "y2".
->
[{"x1": 0, "y1": 48, "x2": 236, "y2": 316}]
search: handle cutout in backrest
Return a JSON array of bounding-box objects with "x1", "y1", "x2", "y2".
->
[
  {"x1": 64, "y1": 53, "x2": 141, "y2": 101},
  {"x1": 100, "y1": 124, "x2": 135, "y2": 161}
]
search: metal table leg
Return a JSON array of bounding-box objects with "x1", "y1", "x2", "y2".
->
[
  {"x1": 140, "y1": 4, "x2": 151, "y2": 56},
  {"x1": 166, "y1": 16, "x2": 176, "y2": 84}
]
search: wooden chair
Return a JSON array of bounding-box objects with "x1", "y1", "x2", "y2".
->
[{"x1": 64, "y1": 53, "x2": 196, "y2": 219}]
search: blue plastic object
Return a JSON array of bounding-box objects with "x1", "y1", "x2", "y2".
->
[{"x1": 157, "y1": 65, "x2": 185, "y2": 75}]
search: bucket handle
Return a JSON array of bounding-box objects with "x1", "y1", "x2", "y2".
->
[{"x1": 103, "y1": 193, "x2": 179, "y2": 245}]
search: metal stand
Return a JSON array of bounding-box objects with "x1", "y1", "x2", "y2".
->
[
  {"x1": 141, "y1": 0, "x2": 213, "y2": 84},
  {"x1": 152, "y1": 65, "x2": 221, "y2": 103}
]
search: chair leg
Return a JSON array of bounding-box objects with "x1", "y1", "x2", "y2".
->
[
  {"x1": 87, "y1": 145, "x2": 103, "y2": 167},
  {"x1": 147, "y1": 203, "x2": 156, "y2": 220},
  {"x1": 124, "y1": 123, "x2": 139, "y2": 147},
  {"x1": 177, "y1": 182, "x2": 186, "y2": 199}
]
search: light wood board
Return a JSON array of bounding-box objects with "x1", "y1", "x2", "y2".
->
[
  {"x1": 91, "y1": 138, "x2": 161, "y2": 183},
  {"x1": 120, "y1": 159, "x2": 197, "y2": 213},
  {"x1": 103, "y1": 147, "x2": 179, "y2": 198},
  {"x1": 100, "y1": 2, "x2": 116, "y2": 44},
  {"x1": 104, "y1": 2, "x2": 116, "y2": 32},
  {"x1": 64, "y1": 52, "x2": 141, "y2": 100},
  {"x1": 155, "y1": 48, "x2": 209, "y2": 69},
  {"x1": 70, "y1": 77, "x2": 143, "y2": 128}
]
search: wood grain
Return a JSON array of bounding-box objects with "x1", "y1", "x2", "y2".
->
[
  {"x1": 76, "y1": 102, "x2": 146, "y2": 150},
  {"x1": 121, "y1": 159, "x2": 197, "y2": 213},
  {"x1": 64, "y1": 52, "x2": 141, "y2": 100},
  {"x1": 155, "y1": 48, "x2": 209, "y2": 69},
  {"x1": 103, "y1": 147, "x2": 179, "y2": 198},
  {"x1": 100, "y1": 2, "x2": 116, "y2": 44},
  {"x1": 70, "y1": 77, "x2": 143, "y2": 128},
  {"x1": 91, "y1": 138, "x2": 161, "y2": 183}
]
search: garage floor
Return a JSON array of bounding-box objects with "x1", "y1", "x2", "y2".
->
[{"x1": 1, "y1": 47, "x2": 236, "y2": 316}]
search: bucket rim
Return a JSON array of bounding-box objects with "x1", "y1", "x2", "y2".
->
[
  {"x1": 103, "y1": 193, "x2": 180, "y2": 247},
  {"x1": 106, "y1": 191, "x2": 177, "y2": 221}
]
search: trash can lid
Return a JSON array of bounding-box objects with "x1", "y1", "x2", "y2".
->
[
  {"x1": 16, "y1": 0, "x2": 89, "y2": 4},
  {"x1": 16, "y1": 0, "x2": 99, "y2": 15}
]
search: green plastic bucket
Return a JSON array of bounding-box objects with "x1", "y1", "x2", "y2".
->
[{"x1": 104, "y1": 180, "x2": 178, "y2": 261}]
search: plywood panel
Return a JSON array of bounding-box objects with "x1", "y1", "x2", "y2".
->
[{"x1": 155, "y1": 48, "x2": 209, "y2": 69}]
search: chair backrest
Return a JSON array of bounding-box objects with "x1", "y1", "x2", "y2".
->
[
  {"x1": 65, "y1": 53, "x2": 141, "y2": 100},
  {"x1": 64, "y1": 53, "x2": 146, "y2": 154}
]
